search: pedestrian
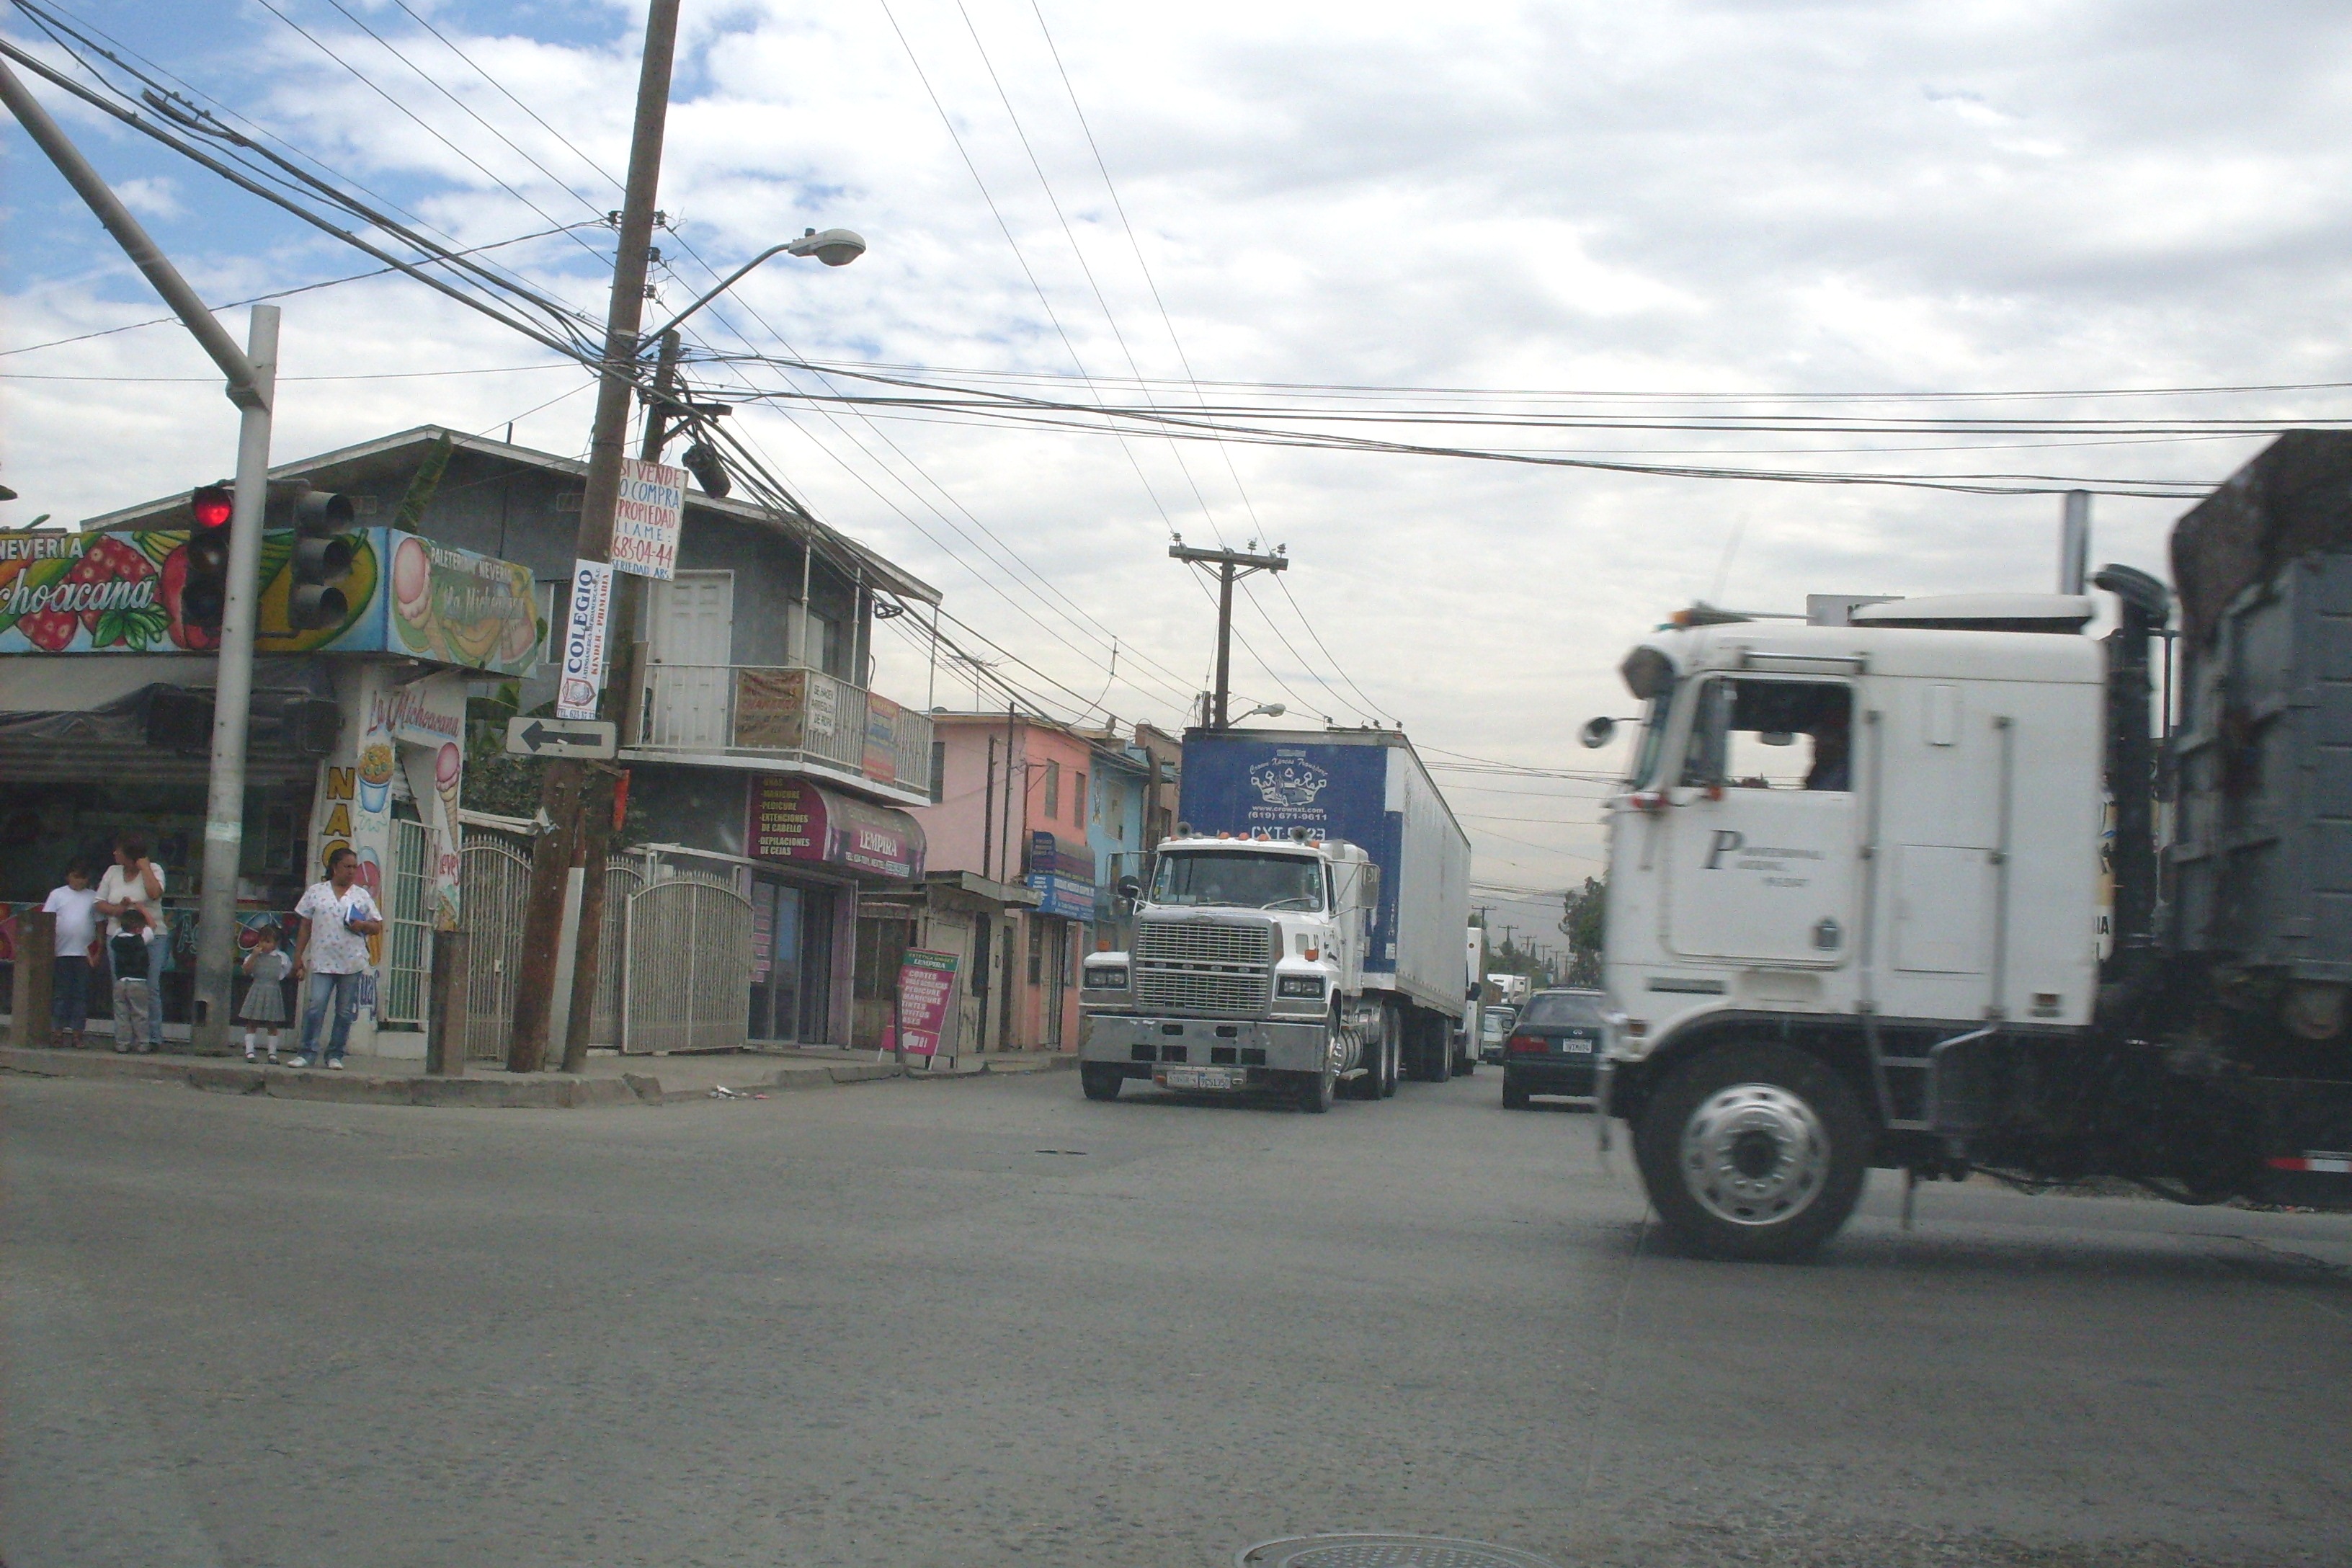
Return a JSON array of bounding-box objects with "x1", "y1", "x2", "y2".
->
[
  {"x1": 108, "y1": 906, "x2": 156, "y2": 1055},
  {"x1": 239, "y1": 924, "x2": 292, "y2": 1062},
  {"x1": 94, "y1": 833, "x2": 167, "y2": 1052},
  {"x1": 42, "y1": 860, "x2": 100, "y2": 1049},
  {"x1": 289, "y1": 847, "x2": 383, "y2": 1070}
]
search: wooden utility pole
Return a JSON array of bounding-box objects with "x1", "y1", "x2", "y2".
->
[
  {"x1": 556, "y1": 329, "x2": 684, "y2": 1072},
  {"x1": 509, "y1": 0, "x2": 680, "y2": 1073},
  {"x1": 1168, "y1": 543, "x2": 1286, "y2": 729}
]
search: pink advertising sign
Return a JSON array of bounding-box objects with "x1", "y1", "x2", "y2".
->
[{"x1": 894, "y1": 948, "x2": 959, "y2": 1058}]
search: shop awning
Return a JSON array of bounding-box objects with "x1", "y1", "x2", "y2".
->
[{"x1": 746, "y1": 775, "x2": 925, "y2": 883}]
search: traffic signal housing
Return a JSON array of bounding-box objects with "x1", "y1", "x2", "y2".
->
[
  {"x1": 179, "y1": 483, "x2": 235, "y2": 645},
  {"x1": 267, "y1": 482, "x2": 355, "y2": 630}
]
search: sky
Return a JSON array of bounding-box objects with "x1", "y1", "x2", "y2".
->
[{"x1": 8, "y1": 0, "x2": 2352, "y2": 941}]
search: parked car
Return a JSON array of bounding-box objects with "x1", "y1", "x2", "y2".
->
[
  {"x1": 1478, "y1": 1004, "x2": 1518, "y2": 1065},
  {"x1": 1500, "y1": 989, "x2": 1606, "y2": 1108}
]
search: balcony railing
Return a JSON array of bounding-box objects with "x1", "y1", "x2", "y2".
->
[{"x1": 629, "y1": 662, "x2": 932, "y2": 799}]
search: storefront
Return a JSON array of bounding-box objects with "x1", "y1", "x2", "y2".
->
[
  {"x1": 0, "y1": 522, "x2": 535, "y2": 1052},
  {"x1": 743, "y1": 774, "x2": 924, "y2": 1047},
  {"x1": 1023, "y1": 830, "x2": 1095, "y2": 1050}
]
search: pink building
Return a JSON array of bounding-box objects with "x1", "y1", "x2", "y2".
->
[{"x1": 882, "y1": 712, "x2": 1102, "y2": 1054}]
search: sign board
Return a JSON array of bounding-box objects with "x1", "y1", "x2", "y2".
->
[
  {"x1": 612, "y1": 458, "x2": 685, "y2": 580},
  {"x1": 504, "y1": 716, "x2": 619, "y2": 760},
  {"x1": 894, "y1": 948, "x2": 960, "y2": 1058},
  {"x1": 747, "y1": 775, "x2": 925, "y2": 881},
  {"x1": 556, "y1": 558, "x2": 614, "y2": 720},
  {"x1": 0, "y1": 526, "x2": 538, "y2": 673},
  {"x1": 863, "y1": 692, "x2": 901, "y2": 783},
  {"x1": 733, "y1": 667, "x2": 807, "y2": 750},
  {"x1": 1025, "y1": 832, "x2": 1097, "y2": 919},
  {"x1": 380, "y1": 669, "x2": 467, "y2": 748}
]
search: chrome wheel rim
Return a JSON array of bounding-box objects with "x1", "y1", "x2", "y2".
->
[{"x1": 1679, "y1": 1082, "x2": 1830, "y2": 1226}]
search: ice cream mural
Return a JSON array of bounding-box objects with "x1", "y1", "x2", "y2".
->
[
  {"x1": 386, "y1": 672, "x2": 468, "y2": 934},
  {"x1": 357, "y1": 740, "x2": 395, "y2": 813}
]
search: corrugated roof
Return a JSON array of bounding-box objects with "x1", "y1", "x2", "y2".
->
[{"x1": 79, "y1": 423, "x2": 940, "y2": 605}]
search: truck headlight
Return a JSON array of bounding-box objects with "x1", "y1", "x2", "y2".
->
[
  {"x1": 1276, "y1": 975, "x2": 1325, "y2": 999},
  {"x1": 1084, "y1": 966, "x2": 1128, "y2": 990}
]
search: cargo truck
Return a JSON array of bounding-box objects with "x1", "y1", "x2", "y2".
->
[
  {"x1": 1077, "y1": 726, "x2": 1474, "y2": 1110},
  {"x1": 1589, "y1": 431, "x2": 2352, "y2": 1260}
]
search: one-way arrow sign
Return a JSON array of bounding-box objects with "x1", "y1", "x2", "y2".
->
[{"x1": 504, "y1": 716, "x2": 618, "y2": 760}]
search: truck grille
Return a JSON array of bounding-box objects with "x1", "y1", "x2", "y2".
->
[{"x1": 1133, "y1": 919, "x2": 1274, "y2": 1015}]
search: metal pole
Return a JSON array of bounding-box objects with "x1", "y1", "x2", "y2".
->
[
  {"x1": 0, "y1": 57, "x2": 280, "y2": 1055},
  {"x1": 2061, "y1": 491, "x2": 2090, "y2": 596},
  {"x1": 509, "y1": 0, "x2": 680, "y2": 1074},
  {"x1": 193, "y1": 306, "x2": 280, "y2": 1051}
]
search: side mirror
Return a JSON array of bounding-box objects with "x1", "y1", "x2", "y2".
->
[
  {"x1": 1757, "y1": 730, "x2": 1795, "y2": 748},
  {"x1": 1115, "y1": 876, "x2": 1142, "y2": 903},
  {"x1": 1466, "y1": 983, "x2": 1480, "y2": 1000},
  {"x1": 1578, "y1": 716, "x2": 1616, "y2": 749}
]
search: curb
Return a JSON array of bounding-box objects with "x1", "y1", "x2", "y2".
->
[
  {"x1": 1, "y1": 1045, "x2": 1073, "y2": 1108},
  {"x1": 3, "y1": 1048, "x2": 638, "y2": 1108}
]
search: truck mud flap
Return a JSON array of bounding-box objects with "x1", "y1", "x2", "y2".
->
[{"x1": 2250, "y1": 1077, "x2": 2352, "y2": 1211}]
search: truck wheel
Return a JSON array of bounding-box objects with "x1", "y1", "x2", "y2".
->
[
  {"x1": 1635, "y1": 1043, "x2": 1870, "y2": 1263},
  {"x1": 1379, "y1": 1028, "x2": 1400, "y2": 1098},
  {"x1": 1294, "y1": 1064, "x2": 1335, "y2": 1113},
  {"x1": 1079, "y1": 1064, "x2": 1123, "y2": 1102},
  {"x1": 1502, "y1": 1070, "x2": 1530, "y2": 1110},
  {"x1": 1427, "y1": 1016, "x2": 1452, "y2": 1083}
]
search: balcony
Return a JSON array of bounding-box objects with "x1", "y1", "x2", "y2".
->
[{"x1": 626, "y1": 662, "x2": 933, "y2": 807}]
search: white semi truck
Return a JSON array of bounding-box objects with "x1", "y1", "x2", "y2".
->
[
  {"x1": 1077, "y1": 726, "x2": 1474, "y2": 1110},
  {"x1": 1590, "y1": 431, "x2": 2352, "y2": 1260}
]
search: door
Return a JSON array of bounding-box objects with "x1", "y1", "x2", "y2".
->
[
  {"x1": 1042, "y1": 919, "x2": 1067, "y2": 1047},
  {"x1": 1663, "y1": 675, "x2": 1859, "y2": 966},
  {"x1": 644, "y1": 571, "x2": 734, "y2": 749},
  {"x1": 749, "y1": 878, "x2": 803, "y2": 1042}
]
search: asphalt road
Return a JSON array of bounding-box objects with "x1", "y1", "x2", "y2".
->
[{"x1": 5, "y1": 1066, "x2": 2348, "y2": 1568}]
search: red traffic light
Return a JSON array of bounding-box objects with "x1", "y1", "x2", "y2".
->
[{"x1": 190, "y1": 484, "x2": 233, "y2": 529}]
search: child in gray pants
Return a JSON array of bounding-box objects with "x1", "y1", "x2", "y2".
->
[{"x1": 109, "y1": 908, "x2": 156, "y2": 1055}]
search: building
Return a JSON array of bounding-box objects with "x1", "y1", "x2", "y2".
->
[
  {"x1": 897, "y1": 710, "x2": 1108, "y2": 1054},
  {"x1": 1075, "y1": 730, "x2": 1149, "y2": 953},
  {"x1": 0, "y1": 425, "x2": 940, "y2": 1057}
]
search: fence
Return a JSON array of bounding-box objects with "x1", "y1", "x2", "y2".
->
[
  {"x1": 458, "y1": 834, "x2": 534, "y2": 1062},
  {"x1": 380, "y1": 817, "x2": 434, "y2": 1030}
]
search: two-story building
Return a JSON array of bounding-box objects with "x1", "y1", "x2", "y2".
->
[{"x1": 1, "y1": 425, "x2": 940, "y2": 1058}]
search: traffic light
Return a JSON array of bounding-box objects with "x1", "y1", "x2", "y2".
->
[
  {"x1": 181, "y1": 483, "x2": 234, "y2": 643},
  {"x1": 267, "y1": 482, "x2": 355, "y2": 630}
]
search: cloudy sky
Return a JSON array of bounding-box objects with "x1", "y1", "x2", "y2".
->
[{"x1": 7, "y1": 0, "x2": 2351, "y2": 933}]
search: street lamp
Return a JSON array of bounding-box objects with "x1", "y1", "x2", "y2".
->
[
  {"x1": 641, "y1": 226, "x2": 868, "y2": 343},
  {"x1": 1237, "y1": 702, "x2": 1286, "y2": 722}
]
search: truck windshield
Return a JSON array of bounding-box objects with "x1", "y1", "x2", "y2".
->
[
  {"x1": 1627, "y1": 680, "x2": 1675, "y2": 788},
  {"x1": 1151, "y1": 850, "x2": 1325, "y2": 910}
]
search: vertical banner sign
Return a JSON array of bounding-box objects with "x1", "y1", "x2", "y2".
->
[
  {"x1": 611, "y1": 458, "x2": 685, "y2": 580},
  {"x1": 557, "y1": 559, "x2": 614, "y2": 721},
  {"x1": 895, "y1": 948, "x2": 960, "y2": 1059}
]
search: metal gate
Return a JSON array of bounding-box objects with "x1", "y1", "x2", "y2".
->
[
  {"x1": 623, "y1": 875, "x2": 752, "y2": 1054},
  {"x1": 587, "y1": 857, "x2": 647, "y2": 1048},
  {"x1": 381, "y1": 817, "x2": 433, "y2": 1029},
  {"x1": 459, "y1": 834, "x2": 533, "y2": 1062}
]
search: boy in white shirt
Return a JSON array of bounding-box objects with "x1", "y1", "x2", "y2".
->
[{"x1": 41, "y1": 860, "x2": 101, "y2": 1050}]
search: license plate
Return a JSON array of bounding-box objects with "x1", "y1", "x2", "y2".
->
[
  {"x1": 1562, "y1": 1037, "x2": 1595, "y2": 1053},
  {"x1": 1164, "y1": 1066, "x2": 1239, "y2": 1090}
]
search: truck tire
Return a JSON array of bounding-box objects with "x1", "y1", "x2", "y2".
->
[
  {"x1": 1425, "y1": 1014, "x2": 1452, "y2": 1083},
  {"x1": 1079, "y1": 1064, "x2": 1123, "y2": 1102},
  {"x1": 1294, "y1": 1064, "x2": 1335, "y2": 1113},
  {"x1": 1379, "y1": 1022, "x2": 1401, "y2": 1098},
  {"x1": 1502, "y1": 1069, "x2": 1530, "y2": 1110},
  {"x1": 1635, "y1": 1042, "x2": 1870, "y2": 1263}
]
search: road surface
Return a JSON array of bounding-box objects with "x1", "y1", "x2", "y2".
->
[{"x1": 6, "y1": 1068, "x2": 2348, "y2": 1567}]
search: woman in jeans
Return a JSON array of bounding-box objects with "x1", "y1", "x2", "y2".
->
[{"x1": 289, "y1": 847, "x2": 383, "y2": 1069}]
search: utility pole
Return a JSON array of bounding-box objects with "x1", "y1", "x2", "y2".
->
[
  {"x1": 509, "y1": 0, "x2": 680, "y2": 1073},
  {"x1": 0, "y1": 59, "x2": 277, "y2": 1055},
  {"x1": 553, "y1": 329, "x2": 682, "y2": 1073},
  {"x1": 1169, "y1": 542, "x2": 1286, "y2": 729}
]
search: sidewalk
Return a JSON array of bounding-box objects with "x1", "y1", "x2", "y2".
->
[{"x1": 0, "y1": 1041, "x2": 1076, "y2": 1109}]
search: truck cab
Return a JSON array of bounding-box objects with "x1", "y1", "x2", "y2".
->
[{"x1": 1077, "y1": 830, "x2": 1381, "y2": 1111}]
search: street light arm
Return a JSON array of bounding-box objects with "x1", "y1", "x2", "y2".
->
[{"x1": 640, "y1": 228, "x2": 867, "y2": 345}]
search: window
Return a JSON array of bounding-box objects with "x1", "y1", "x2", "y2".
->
[
  {"x1": 1073, "y1": 772, "x2": 1086, "y2": 823},
  {"x1": 1150, "y1": 851, "x2": 1325, "y2": 910},
  {"x1": 1678, "y1": 677, "x2": 1853, "y2": 792},
  {"x1": 929, "y1": 740, "x2": 946, "y2": 804},
  {"x1": 1043, "y1": 760, "x2": 1060, "y2": 820}
]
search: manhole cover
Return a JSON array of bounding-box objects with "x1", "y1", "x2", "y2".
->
[{"x1": 1237, "y1": 1534, "x2": 1562, "y2": 1568}]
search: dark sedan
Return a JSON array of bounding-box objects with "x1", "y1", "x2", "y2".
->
[{"x1": 1501, "y1": 989, "x2": 1608, "y2": 1108}]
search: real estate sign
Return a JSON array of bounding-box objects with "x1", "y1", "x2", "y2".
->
[{"x1": 611, "y1": 459, "x2": 685, "y2": 580}]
